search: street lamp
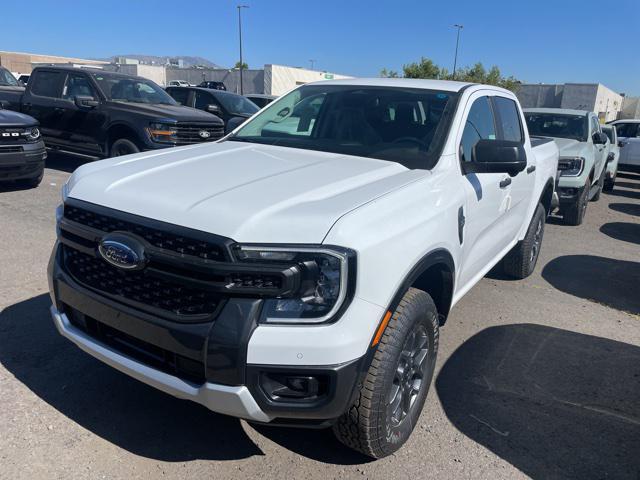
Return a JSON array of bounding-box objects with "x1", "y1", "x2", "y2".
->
[
  {"x1": 237, "y1": 5, "x2": 249, "y2": 94},
  {"x1": 309, "y1": 59, "x2": 316, "y2": 70},
  {"x1": 452, "y1": 24, "x2": 463, "y2": 80}
]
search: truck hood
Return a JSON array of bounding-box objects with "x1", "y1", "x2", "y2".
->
[
  {"x1": 66, "y1": 141, "x2": 425, "y2": 243},
  {"x1": 106, "y1": 101, "x2": 224, "y2": 125},
  {"x1": 551, "y1": 138, "x2": 588, "y2": 157},
  {"x1": 0, "y1": 109, "x2": 37, "y2": 127}
]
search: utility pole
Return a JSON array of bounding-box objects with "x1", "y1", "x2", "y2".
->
[
  {"x1": 309, "y1": 59, "x2": 316, "y2": 70},
  {"x1": 452, "y1": 24, "x2": 463, "y2": 79},
  {"x1": 237, "y1": 5, "x2": 249, "y2": 94}
]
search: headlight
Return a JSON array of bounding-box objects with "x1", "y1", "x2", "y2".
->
[
  {"x1": 147, "y1": 122, "x2": 178, "y2": 143},
  {"x1": 233, "y1": 245, "x2": 355, "y2": 324},
  {"x1": 558, "y1": 156, "x2": 585, "y2": 177},
  {"x1": 24, "y1": 127, "x2": 40, "y2": 141}
]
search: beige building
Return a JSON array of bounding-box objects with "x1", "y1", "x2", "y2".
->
[{"x1": 0, "y1": 51, "x2": 108, "y2": 75}]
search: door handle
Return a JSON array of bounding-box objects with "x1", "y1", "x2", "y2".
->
[
  {"x1": 526, "y1": 165, "x2": 536, "y2": 174},
  {"x1": 499, "y1": 177, "x2": 512, "y2": 188}
]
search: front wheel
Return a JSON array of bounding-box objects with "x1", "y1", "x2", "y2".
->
[
  {"x1": 502, "y1": 203, "x2": 546, "y2": 279},
  {"x1": 333, "y1": 288, "x2": 439, "y2": 458},
  {"x1": 563, "y1": 182, "x2": 589, "y2": 226},
  {"x1": 110, "y1": 138, "x2": 140, "y2": 157}
]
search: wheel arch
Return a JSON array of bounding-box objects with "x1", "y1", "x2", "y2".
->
[
  {"x1": 539, "y1": 177, "x2": 555, "y2": 215},
  {"x1": 106, "y1": 122, "x2": 143, "y2": 154}
]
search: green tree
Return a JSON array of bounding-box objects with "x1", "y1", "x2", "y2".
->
[
  {"x1": 234, "y1": 61, "x2": 248, "y2": 69},
  {"x1": 380, "y1": 68, "x2": 399, "y2": 78},
  {"x1": 402, "y1": 57, "x2": 442, "y2": 79}
]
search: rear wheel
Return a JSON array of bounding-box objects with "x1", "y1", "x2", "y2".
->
[
  {"x1": 333, "y1": 288, "x2": 439, "y2": 458},
  {"x1": 502, "y1": 203, "x2": 545, "y2": 279},
  {"x1": 110, "y1": 138, "x2": 140, "y2": 157},
  {"x1": 563, "y1": 182, "x2": 589, "y2": 226}
]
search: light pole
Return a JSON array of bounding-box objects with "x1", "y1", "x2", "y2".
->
[
  {"x1": 309, "y1": 59, "x2": 316, "y2": 70},
  {"x1": 452, "y1": 24, "x2": 463, "y2": 79},
  {"x1": 237, "y1": 5, "x2": 249, "y2": 94}
]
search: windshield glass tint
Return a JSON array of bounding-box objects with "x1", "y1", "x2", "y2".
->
[
  {"x1": 524, "y1": 113, "x2": 587, "y2": 141},
  {"x1": 216, "y1": 92, "x2": 259, "y2": 115},
  {"x1": 93, "y1": 73, "x2": 176, "y2": 105},
  {"x1": 229, "y1": 85, "x2": 459, "y2": 169},
  {"x1": 0, "y1": 68, "x2": 19, "y2": 87}
]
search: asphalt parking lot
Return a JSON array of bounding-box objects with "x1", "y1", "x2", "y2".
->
[{"x1": 1, "y1": 152, "x2": 639, "y2": 480}]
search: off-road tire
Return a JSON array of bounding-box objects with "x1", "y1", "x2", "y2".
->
[
  {"x1": 333, "y1": 288, "x2": 439, "y2": 458},
  {"x1": 603, "y1": 171, "x2": 616, "y2": 192},
  {"x1": 502, "y1": 203, "x2": 546, "y2": 279},
  {"x1": 591, "y1": 169, "x2": 606, "y2": 202},
  {"x1": 563, "y1": 181, "x2": 589, "y2": 226},
  {"x1": 110, "y1": 138, "x2": 140, "y2": 157}
]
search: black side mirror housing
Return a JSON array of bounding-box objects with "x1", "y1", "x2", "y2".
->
[
  {"x1": 74, "y1": 95, "x2": 99, "y2": 109},
  {"x1": 462, "y1": 139, "x2": 527, "y2": 177},
  {"x1": 206, "y1": 104, "x2": 221, "y2": 114},
  {"x1": 592, "y1": 131, "x2": 608, "y2": 145}
]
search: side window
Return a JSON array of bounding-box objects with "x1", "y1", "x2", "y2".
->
[
  {"x1": 615, "y1": 123, "x2": 638, "y2": 138},
  {"x1": 62, "y1": 74, "x2": 96, "y2": 100},
  {"x1": 30, "y1": 71, "x2": 65, "y2": 98},
  {"x1": 493, "y1": 97, "x2": 523, "y2": 143},
  {"x1": 195, "y1": 91, "x2": 214, "y2": 110},
  {"x1": 169, "y1": 88, "x2": 190, "y2": 105},
  {"x1": 590, "y1": 116, "x2": 600, "y2": 136},
  {"x1": 460, "y1": 96, "x2": 496, "y2": 163}
]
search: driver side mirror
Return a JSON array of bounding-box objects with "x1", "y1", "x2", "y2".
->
[
  {"x1": 462, "y1": 139, "x2": 527, "y2": 177},
  {"x1": 206, "y1": 104, "x2": 221, "y2": 115},
  {"x1": 592, "y1": 131, "x2": 608, "y2": 145},
  {"x1": 74, "y1": 95, "x2": 99, "y2": 109}
]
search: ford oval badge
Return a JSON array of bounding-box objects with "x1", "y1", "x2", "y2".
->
[{"x1": 98, "y1": 234, "x2": 146, "y2": 270}]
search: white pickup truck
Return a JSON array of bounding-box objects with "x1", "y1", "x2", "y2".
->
[{"x1": 48, "y1": 79, "x2": 558, "y2": 458}]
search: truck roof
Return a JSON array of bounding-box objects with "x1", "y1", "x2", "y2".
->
[
  {"x1": 314, "y1": 78, "x2": 476, "y2": 93},
  {"x1": 524, "y1": 107, "x2": 591, "y2": 116}
]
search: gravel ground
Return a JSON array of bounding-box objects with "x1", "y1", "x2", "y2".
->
[{"x1": 1, "y1": 152, "x2": 639, "y2": 480}]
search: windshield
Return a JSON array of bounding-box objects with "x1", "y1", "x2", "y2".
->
[
  {"x1": 93, "y1": 73, "x2": 177, "y2": 105},
  {"x1": 0, "y1": 67, "x2": 19, "y2": 87},
  {"x1": 217, "y1": 92, "x2": 259, "y2": 116},
  {"x1": 229, "y1": 85, "x2": 459, "y2": 169},
  {"x1": 524, "y1": 113, "x2": 588, "y2": 141}
]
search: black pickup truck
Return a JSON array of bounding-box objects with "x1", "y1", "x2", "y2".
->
[{"x1": 0, "y1": 66, "x2": 225, "y2": 158}]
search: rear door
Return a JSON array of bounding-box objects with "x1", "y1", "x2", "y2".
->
[
  {"x1": 457, "y1": 93, "x2": 513, "y2": 288},
  {"x1": 616, "y1": 122, "x2": 640, "y2": 168},
  {"x1": 22, "y1": 69, "x2": 66, "y2": 143}
]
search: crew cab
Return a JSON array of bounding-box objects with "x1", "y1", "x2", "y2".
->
[
  {"x1": 0, "y1": 66, "x2": 224, "y2": 158},
  {"x1": 49, "y1": 79, "x2": 558, "y2": 458},
  {"x1": 166, "y1": 86, "x2": 259, "y2": 133},
  {"x1": 0, "y1": 104, "x2": 46, "y2": 187},
  {"x1": 609, "y1": 119, "x2": 640, "y2": 173},
  {"x1": 524, "y1": 108, "x2": 609, "y2": 225}
]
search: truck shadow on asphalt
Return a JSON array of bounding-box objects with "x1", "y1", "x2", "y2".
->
[
  {"x1": 614, "y1": 180, "x2": 640, "y2": 190},
  {"x1": 45, "y1": 151, "x2": 89, "y2": 173},
  {"x1": 599, "y1": 222, "x2": 640, "y2": 246},
  {"x1": 0, "y1": 294, "x2": 369, "y2": 464},
  {"x1": 542, "y1": 255, "x2": 640, "y2": 315},
  {"x1": 609, "y1": 202, "x2": 640, "y2": 218},
  {"x1": 436, "y1": 324, "x2": 640, "y2": 480},
  {"x1": 606, "y1": 188, "x2": 640, "y2": 201}
]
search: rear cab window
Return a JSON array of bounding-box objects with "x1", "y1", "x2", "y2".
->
[{"x1": 492, "y1": 96, "x2": 523, "y2": 143}]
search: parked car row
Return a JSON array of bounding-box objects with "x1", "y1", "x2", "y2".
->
[{"x1": 48, "y1": 78, "x2": 561, "y2": 459}]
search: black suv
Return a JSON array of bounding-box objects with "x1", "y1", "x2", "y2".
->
[
  {"x1": 198, "y1": 81, "x2": 227, "y2": 90},
  {"x1": 0, "y1": 66, "x2": 225, "y2": 158},
  {"x1": 0, "y1": 106, "x2": 46, "y2": 188},
  {"x1": 166, "y1": 86, "x2": 259, "y2": 133}
]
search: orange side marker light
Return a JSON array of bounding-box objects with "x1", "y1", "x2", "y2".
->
[{"x1": 372, "y1": 311, "x2": 392, "y2": 346}]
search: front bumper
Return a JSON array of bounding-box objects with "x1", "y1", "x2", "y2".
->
[
  {"x1": 48, "y1": 243, "x2": 366, "y2": 424},
  {"x1": 0, "y1": 140, "x2": 46, "y2": 181}
]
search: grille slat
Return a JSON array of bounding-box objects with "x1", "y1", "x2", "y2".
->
[{"x1": 174, "y1": 123, "x2": 224, "y2": 144}]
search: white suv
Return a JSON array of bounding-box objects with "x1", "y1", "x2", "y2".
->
[{"x1": 49, "y1": 79, "x2": 558, "y2": 458}]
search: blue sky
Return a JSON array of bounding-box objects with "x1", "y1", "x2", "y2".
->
[{"x1": 2, "y1": 0, "x2": 639, "y2": 94}]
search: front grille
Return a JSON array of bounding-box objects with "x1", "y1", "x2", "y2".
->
[
  {"x1": 0, "y1": 146, "x2": 23, "y2": 153},
  {"x1": 64, "y1": 204, "x2": 226, "y2": 261},
  {"x1": 63, "y1": 246, "x2": 221, "y2": 318},
  {"x1": 65, "y1": 304, "x2": 205, "y2": 384},
  {"x1": 175, "y1": 123, "x2": 225, "y2": 144},
  {"x1": 0, "y1": 128, "x2": 29, "y2": 144}
]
